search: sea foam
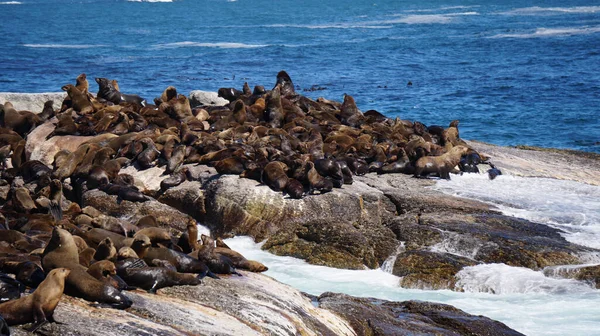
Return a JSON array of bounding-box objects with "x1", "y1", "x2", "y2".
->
[
  {"x1": 22, "y1": 44, "x2": 108, "y2": 48},
  {"x1": 490, "y1": 26, "x2": 600, "y2": 38},
  {"x1": 153, "y1": 41, "x2": 268, "y2": 49},
  {"x1": 434, "y1": 173, "x2": 600, "y2": 249},
  {"x1": 499, "y1": 6, "x2": 600, "y2": 15}
]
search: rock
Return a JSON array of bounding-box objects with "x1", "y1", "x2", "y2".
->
[
  {"x1": 468, "y1": 140, "x2": 600, "y2": 186},
  {"x1": 188, "y1": 90, "x2": 228, "y2": 107},
  {"x1": 157, "y1": 181, "x2": 206, "y2": 221},
  {"x1": 82, "y1": 189, "x2": 191, "y2": 232},
  {"x1": 201, "y1": 174, "x2": 398, "y2": 269},
  {"x1": 318, "y1": 292, "x2": 525, "y2": 336},
  {"x1": 393, "y1": 251, "x2": 478, "y2": 290},
  {"x1": 544, "y1": 264, "x2": 600, "y2": 289},
  {"x1": 0, "y1": 92, "x2": 66, "y2": 113}
]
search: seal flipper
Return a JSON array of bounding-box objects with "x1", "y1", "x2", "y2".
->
[
  {"x1": 49, "y1": 200, "x2": 63, "y2": 221},
  {"x1": 26, "y1": 305, "x2": 48, "y2": 333},
  {"x1": 206, "y1": 270, "x2": 220, "y2": 279}
]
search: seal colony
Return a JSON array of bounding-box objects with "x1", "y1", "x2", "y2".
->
[{"x1": 0, "y1": 71, "x2": 499, "y2": 332}]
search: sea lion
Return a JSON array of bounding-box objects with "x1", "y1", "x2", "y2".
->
[
  {"x1": 306, "y1": 161, "x2": 333, "y2": 194},
  {"x1": 196, "y1": 235, "x2": 241, "y2": 276},
  {"x1": 117, "y1": 262, "x2": 201, "y2": 293},
  {"x1": 275, "y1": 70, "x2": 295, "y2": 97},
  {"x1": 1, "y1": 102, "x2": 41, "y2": 137},
  {"x1": 414, "y1": 145, "x2": 470, "y2": 180},
  {"x1": 214, "y1": 238, "x2": 268, "y2": 272},
  {"x1": 76, "y1": 73, "x2": 89, "y2": 95},
  {"x1": 0, "y1": 273, "x2": 23, "y2": 302},
  {"x1": 165, "y1": 144, "x2": 185, "y2": 174},
  {"x1": 264, "y1": 85, "x2": 284, "y2": 128},
  {"x1": 79, "y1": 247, "x2": 96, "y2": 267},
  {"x1": 261, "y1": 161, "x2": 288, "y2": 192},
  {"x1": 283, "y1": 178, "x2": 304, "y2": 199},
  {"x1": 177, "y1": 220, "x2": 199, "y2": 253},
  {"x1": 94, "y1": 237, "x2": 117, "y2": 261},
  {"x1": 0, "y1": 268, "x2": 70, "y2": 332},
  {"x1": 38, "y1": 100, "x2": 55, "y2": 122},
  {"x1": 61, "y1": 84, "x2": 93, "y2": 114},
  {"x1": 95, "y1": 78, "x2": 145, "y2": 106},
  {"x1": 139, "y1": 243, "x2": 218, "y2": 279},
  {"x1": 160, "y1": 86, "x2": 177, "y2": 103},
  {"x1": 487, "y1": 163, "x2": 502, "y2": 180},
  {"x1": 42, "y1": 228, "x2": 132, "y2": 309},
  {"x1": 48, "y1": 179, "x2": 63, "y2": 221},
  {"x1": 87, "y1": 260, "x2": 130, "y2": 290},
  {"x1": 14, "y1": 261, "x2": 46, "y2": 288},
  {"x1": 160, "y1": 167, "x2": 188, "y2": 192},
  {"x1": 134, "y1": 227, "x2": 171, "y2": 247}
]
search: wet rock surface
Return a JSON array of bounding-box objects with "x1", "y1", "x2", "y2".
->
[{"x1": 317, "y1": 292, "x2": 525, "y2": 336}]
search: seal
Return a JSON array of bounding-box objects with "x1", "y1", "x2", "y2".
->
[
  {"x1": 214, "y1": 238, "x2": 268, "y2": 272},
  {"x1": 195, "y1": 235, "x2": 241, "y2": 276},
  {"x1": 261, "y1": 161, "x2": 288, "y2": 192},
  {"x1": 87, "y1": 260, "x2": 130, "y2": 290},
  {"x1": 76, "y1": 73, "x2": 89, "y2": 95},
  {"x1": 117, "y1": 262, "x2": 201, "y2": 293},
  {"x1": 306, "y1": 161, "x2": 333, "y2": 194},
  {"x1": 48, "y1": 179, "x2": 63, "y2": 221},
  {"x1": 79, "y1": 247, "x2": 96, "y2": 267},
  {"x1": 42, "y1": 228, "x2": 132, "y2": 309},
  {"x1": 95, "y1": 78, "x2": 145, "y2": 106},
  {"x1": 61, "y1": 84, "x2": 93, "y2": 114},
  {"x1": 94, "y1": 237, "x2": 117, "y2": 261},
  {"x1": 414, "y1": 145, "x2": 470, "y2": 180},
  {"x1": 0, "y1": 268, "x2": 70, "y2": 332},
  {"x1": 487, "y1": 163, "x2": 502, "y2": 180},
  {"x1": 134, "y1": 227, "x2": 172, "y2": 247},
  {"x1": 0, "y1": 273, "x2": 23, "y2": 302}
]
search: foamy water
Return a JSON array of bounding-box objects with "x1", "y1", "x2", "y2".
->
[
  {"x1": 224, "y1": 236, "x2": 600, "y2": 336},
  {"x1": 214, "y1": 172, "x2": 600, "y2": 335},
  {"x1": 434, "y1": 173, "x2": 600, "y2": 249}
]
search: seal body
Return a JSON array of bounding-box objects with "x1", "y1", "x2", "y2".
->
[{"x1": 0, "y1": 268, "x2": 70, "y2": 332}]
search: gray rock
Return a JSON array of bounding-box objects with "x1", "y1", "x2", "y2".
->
[
  {"x1": 0, "y1": 92, "x2": 65, "y2": 113},
  {"x1": 188, "y1": 90, "x2": 228, "y2": 107},
  {"x1": 318, "y1": 292, "x2": 525, "y2": 336}
]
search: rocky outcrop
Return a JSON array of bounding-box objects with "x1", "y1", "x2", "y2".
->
[
  {"x1": 189, "y1": 90, "x2": 228, "y2": 107},
  {"x1": 0, "y1": 92, "x2": 65, "y2": 112},
  {"x1": 11, "y1": 272, "x2": 524, "y2": 336},
  {"x1": 317, "y1": 292, "x2": 524, "y2": 336},
  {"x1": 82, "y1": 189, "x2": 192, "y2": 232},
  {"x1": 200, "y1": 174, "x2": 398, "y2": 269}
]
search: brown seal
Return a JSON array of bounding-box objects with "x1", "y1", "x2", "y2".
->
[
  {"x1": 195, "y1": 235, "x2": 241, "y2": 276},
  {"x1": 0, "y1": 268, "x2": 70, "y2": 332},
  {"x1": 61, "y1": 84, "x2": 93, "y2": 114},
  {"x1": 94, "y1": 237, "x2": 117, "y2": 261},
  {"x1": 414, "y1": 145, "x2": 470, "y2": 180},
  {"x1": 75, "y1": 73, "x2": 89, "y2": 95},
  {"x1": 214, "y1": 238, "x2": 268, "y2": 272},
  {"x1": 42, "y1": 228, "x2": 132, "y2": 309},
  {"x1": 306, "y1": 161, "x2": 333, "y2": 194},
  {"x1": 261, "y1": 161, "x2": 289, "y2": 192}
]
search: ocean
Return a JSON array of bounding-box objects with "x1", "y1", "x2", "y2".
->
[
  {"x1": 1, "y1": 0, "x2": 599, "y2": 152},
  {"x1": 2, "y1": 0, "x2": 600, "y2": 335}
]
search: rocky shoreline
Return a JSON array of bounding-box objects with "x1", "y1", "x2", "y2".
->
[{"x1": 1, "y1": 87, "x2": 598, "y2": 335}]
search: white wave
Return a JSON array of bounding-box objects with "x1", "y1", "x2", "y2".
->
[
  {"x1": 499, "y1": 6, "x2": 600, "y2": 15},
  {"x1": 383, "y1": 12, "x2": 478, "y2": 25},
  {"x1": 456, "y1": 264, "x2": 594, "y2": 294},
  {"x1": 265, "y1": 23, "x2": 392, "y2": 29},
  {"x1": 403, "y1": 5, "x2": 479, "y2": 13},
  {"x1": 128, "y1": 0, "x2": 173, "y2": 2},
  {"x1": 0, "y1": 1, "x2": 21, "y2": 4},
  {"x1": 490, "y1": 26, "x2": 600, "y2": 38},
  {"x1": 153, "y1": 41, "x2": 268, "y2": 49},
  {"x1": 380, "y1": 242, "x2": 405, "y2": 273},
  {"x1": 225, "y1": 236, "x2": 600, "y2": 336},
  {"x1": 434, "y1": 174, "x2": 600, "y2": 249},
  {"x1": 22, "y1": 44, "x2": 108, "y2": 48}
]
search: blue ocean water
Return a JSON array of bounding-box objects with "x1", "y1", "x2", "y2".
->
[{"x1": 1, "y1": 0, "x2": 599, "y2": 152}]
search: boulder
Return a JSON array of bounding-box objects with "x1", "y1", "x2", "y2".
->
[
  {"x1": 0, "y1": 92, "x2": 66, "y2": 113},
  {"x1": 201, "y1": 174, "x2": 398, "y2": 269},
  {"x1": 317, "y1": 292, "x2": 524, "y2": 336},
  {"x1": 82, "y1": 189, "x2": 191, "y2": 232},
  {"x1": 188, "y1": 90, "x2": 228, "y2": 107}
]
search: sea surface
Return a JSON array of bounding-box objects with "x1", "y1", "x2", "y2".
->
[{"x1": 1, "y1": 0, "x2": 599, "y2": 152}]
